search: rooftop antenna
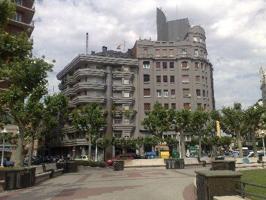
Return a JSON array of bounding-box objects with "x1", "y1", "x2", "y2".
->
[{"x1": 86, "y1": 32, "x2": 89, "y2": 55}]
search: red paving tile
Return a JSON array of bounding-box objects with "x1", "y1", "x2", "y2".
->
[
  {"x1": 183, "y1": 183, "x2": 196, "y2": 200},
  {"x1": 52, "y1": 185, "x2": 142, "y2": 200}
]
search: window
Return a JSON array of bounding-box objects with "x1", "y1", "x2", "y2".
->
[
  {"x1": 170, "y1": 76, "x2": 175, "y2": 83},
  {"x1": 143, "y1": 61, "x2": 150, "y2": 69},
  {"x1": 156, "y1": 62, "x2": 160, "y2": 69},
  {"x1": 201, "y1": 63, "x2": 204, "y2": 69},
  {"x1": 163, "y1": 75, "x2": 168, "y2": 83},
  {"x1": 169, "y1": 49, "x2": 174, "y2": 57},
  {"x1": 182, "y1": 75, "x2": 189, "y2": 83},
  {"x1": 144, "y1": 103, "x2": 151, "y2": 111},
  {"x1": 144, "y1": 74, "x2": 150, "y2": 82},
  {"x1": 193, "y1": 37, "x2": 198, "y2": 42},
  {"x1": 155, "y1": 49, "x2": 160, "y2": 57},
  {"x1": 197, "y1": 103, "x2": 202, "y2": 109},
  {"x1": 181, "y1": 61, "x2": 188, "y2": 69},
  {"x1": 194, "y1": 49, "x2": 199, "y2": 57},
  {"x1": 181, "y1": 49, "x2": 187, "y2": 55},
  {"x1": 156, "y1": 75, "x2": 161, "y2": 83},
  {"x1": 16, "y1": 0, "x2": 23, "y2": 5},
  {"x1": 171, "y1": 89, "x2": 175, "y2": 96},
  {"x1": 196, "y1": 89, "x2": 201, "y2": 97},
  {"x1": 170, "y1": 62, "x2": 174, "y2": 69},
  {"x1": 123, "y1": 66, "x2": 129, "y2": 72},
  {"x1": 163, "y1": 62, "x2": 167, "y2": 69},
  {"x1": 162, "y1": 49, "x2": 167, "y2": 57},
  {"x1": 184, "y1": 103, "x2": 191, "y2": 110},
  {"x1": 183, "y1": 88, "x2": 190, "y2": 98},
  {"x1": 171, "y1": 103, "x2": 176, "y2": 109},
  {"x1": 200, "y1": 38, "x2": 203, "y2": 43},
  {"x1": 195, "y1": 62, "x2": 199, "y2": 70},
  {"x1": 157, "y1": 90, "x2": 162, "y2": 97},
  {"x1": 203, "y1": 90, "x2": 206, "y2": 97},
  {"x1": 144, "y1": 89, "x2": 151, "y2": 97},
  {"x1": 143, "y1": 48, "x2": 148, "y2": 55},
  {"x1": 123, "y1": 92, "x2": 130, "y2": 98},
  {"x1": 195, "y1": 76, "x2": 200, "y2": 82},
  {"x1": 123, "y1": 78, "x2": 130, "y2": 85},
  {"x1": 164, "y1": 103, "x2": 169, "y2": 109},
  {"x1": 163, "y1": 90, "x2": 169, "y2": 97},
  {"x1": 123, "y1": 105, "x2": 129, "y2": 111},
  {"x1": 204, "y1": 104, "x2": 207, "y2": 110},
  {"x1": 14, "y1": 12, "x2": 22, "y2": 22}
]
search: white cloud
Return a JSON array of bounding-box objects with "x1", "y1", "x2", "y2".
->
[{"x1": 33, "y1": 0, "x2": 266, "y2": 109}]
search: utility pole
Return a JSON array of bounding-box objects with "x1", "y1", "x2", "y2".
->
[{"x1": 86, "y1": 32, "x2": 89, "y2": 55}]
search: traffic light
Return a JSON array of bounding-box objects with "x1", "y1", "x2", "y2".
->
[{"x1": 216, "y1": 120, "x2": 221, "y2": 137}]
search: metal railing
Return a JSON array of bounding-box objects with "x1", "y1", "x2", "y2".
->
[{"x1": 235, "y1": 181, "x2": 266, "y2": 200}]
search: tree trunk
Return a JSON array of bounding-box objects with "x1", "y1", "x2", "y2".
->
[
  {"x1": 28, "y1": 136, "x2": 34, "y2": 166},
  {"x1": 198, "y1": 136, "x2": 202, "y2": 158},
  {"x1": 15, "y1": 127, "x2": 24, "y2": 167},
  {"x1": 180, "y1": 132, "x2": 186, "y2": 158},
  {"x1": 251, "y1": 131, "x2": 258, "y2": 157},
  {"x1": 88, "y1": 134, "x2": 91, "y2": 160},
  {"x1": 236, "y1": 132, "x2": 243, "y2": 158}
]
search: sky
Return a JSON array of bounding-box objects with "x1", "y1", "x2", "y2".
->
[{"x1": 32, "y1": 0, "x2": 266, "y2": 109}]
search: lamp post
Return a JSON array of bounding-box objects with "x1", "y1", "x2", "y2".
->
[
  {"x1": 1, "y1": 128, "x2": 7, "y2": 167},
  {"x1": 262, "y1": 130, "x2": 265, "y2": 157}
]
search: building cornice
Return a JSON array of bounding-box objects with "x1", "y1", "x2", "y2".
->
[{"x1": 57, "y1": 54, "x2": 138, "y2": 80}]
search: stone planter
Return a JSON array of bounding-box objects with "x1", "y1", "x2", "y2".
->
[
  {"x1": 113, "y1": 160, "x2": 124, "y2": 171},
  {"x1": 195, "y1": 170, "x2": 241, "y2": 200},
  {"x1": 211, "y1": 160, "x2": 236, "y2": 171},
  {"x1": 165, "y1": 159, "x2": 184, "y2": 169},
  {"x1": 0, "y1": 167, "x2": 36, "y2": 190},
  {"x1": 64, "y1": 161, "x2": 78, "y2": 173}
]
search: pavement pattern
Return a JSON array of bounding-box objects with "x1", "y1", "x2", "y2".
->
[{"x1": 0, "y1": 167, "x2": 199, "y2": 200}]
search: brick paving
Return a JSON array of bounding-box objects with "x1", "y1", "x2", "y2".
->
[{"x1": 0, "y1": 167, "x2": 199, "y2": 200}]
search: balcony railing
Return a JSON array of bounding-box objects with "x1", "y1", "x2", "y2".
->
[
  {"x1": 112, "y1": 71, "x2": 134, "y2": 79},
  {"x1": 73, "y1": 82, "x2": 106, "y2": 91},
  {"x1": 71, "y1": 95, "x2": 106, "y2": 105},
  {"x1": 73, "y1": 68, "x2": 106, "y2": 80},
  {"x1": 112, "y1": 84, "x2": 134, "y2": 91},
  {"x1": 112, "y1": 97, "x2": 135, "y2": 104}
]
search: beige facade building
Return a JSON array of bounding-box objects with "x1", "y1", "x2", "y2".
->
[{"x1": 57, "y1": 9, "x2": 215, "y2": 157}]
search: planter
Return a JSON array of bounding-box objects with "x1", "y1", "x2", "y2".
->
[
  {"x1": 0, "y1": 167, "x2": 36, "y2": 190},
  {"x1": 211, "y1": 160, "x2": 235, "y2": 171},
  {"x1": 64, "y1": 161, "x2": 78, "y2": 173},
  {"x1": 113, "y1": 160, "x2": 124, "y2": 171}
]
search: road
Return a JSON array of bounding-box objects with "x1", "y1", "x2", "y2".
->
[{"x1": 0, "y1": 167, "x2": 200, "y2": 200}]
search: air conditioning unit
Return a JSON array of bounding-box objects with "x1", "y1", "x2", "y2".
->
[{"x1": 187, "y1": 94, "x2": 191, "y2": 97}]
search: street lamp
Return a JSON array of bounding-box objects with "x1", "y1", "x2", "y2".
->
[
  {"x1": 1, "y1": 128, "x2": 7, "y2": 167},
  {"x1": 262, "y1": 130, "x2": 265, "y2": 157}
]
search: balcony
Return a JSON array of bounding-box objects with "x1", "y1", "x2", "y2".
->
[
  {"x1": 112, "y1": 84, "x2": 135, "y2": 91},
  {"x1": 7, "y1": 18, "x2": 34, "y2": 34},
  {"x1": 112, "y1": 119, "x2": 136, "y2": 132},
  {"x1": 112, "y1": 97, "x2": 135, "y2": 104},
  {"x1": 112, "y1": 109, "x2": 137, "y2": 118},
  {"x1": 112, "y1": 71, "x2": 134, "y2": 79},
  {"x1": 63, "y1": 87, "x2": 75, "y2": 96},
  {"x1": 62, "y1": 138, "x2": 88, "y2": 147},
  {"x1": 72, "y1": 95, "x2": 106, "y2": 105},
  {"x1": 73, "y1": 82, "x2": 106, "y2": 91},
  {"x1": 62, "y1": 126, "x2": 77, "y2": 134},
  {"x1": 73, "y1": 68, "x2": 106, "y2": 80},
  {"x1": 66, "y1": 76, "x2": 75, "y2": 85}
]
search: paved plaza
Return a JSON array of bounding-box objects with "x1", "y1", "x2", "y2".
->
[{"x1": 0, "y1": 167, "x2": 200, "y2": 200}]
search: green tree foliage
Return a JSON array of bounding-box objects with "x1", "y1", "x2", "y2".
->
[
  {"x1": 221, "y1": 103, "x2": 247, "y2": 157},
  {"x1": 190, "y1": 110, "x2": 210, "y2": 158},
  {"x1": 142, "y1": 102, "x2": 170, "y2": 138},
  {"x1": 245, "y1": 103, "x2": 266, "y2": 157},
  {"x1": 0, "y1": 1, "x2": 54, "y2": 166},
  {"x1": 72, "y1": 103, "x2": 105, "y2": 160}
]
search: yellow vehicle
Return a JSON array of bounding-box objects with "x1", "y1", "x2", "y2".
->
[{"x1": 160, "y1": 151, "x2": 170, "y2": 159}]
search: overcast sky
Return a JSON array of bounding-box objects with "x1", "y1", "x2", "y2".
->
[{"x1": 32, "y1": 0, "x2": 266, "y2": 109}]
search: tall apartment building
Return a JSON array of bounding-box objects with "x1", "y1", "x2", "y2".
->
[
  {"x1": 133, "y1": 8, "x2": 215, "y2": 132},
  {"x1": 57, "y1": 9, "x2": 215, "y2": 157},
  {"x1": 57, "y1": 50, "x2": 138, "y2": 157},
  {"x1": 5, "y1": 0, "x2": 35, "y2": 36}
]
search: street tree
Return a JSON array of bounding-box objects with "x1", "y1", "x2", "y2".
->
[
  {"x1": 221, "y1": 103, "x2": 247, "y2": 157},
  {"x1": 72, "y1": 103, "x2": 105, "y2": 160},
  {"x1": 190, "y1": 110, "x2": 210, "y2": 158}
]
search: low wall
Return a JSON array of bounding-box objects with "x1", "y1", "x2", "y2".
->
[
  {"x1": 213, "y1": 196, "x2": 246, "y2": 200},
  {"x1": 124, "y1": 159, "x2": 165, "y2": 168}
]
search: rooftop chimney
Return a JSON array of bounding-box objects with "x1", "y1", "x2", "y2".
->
[{"x1": 102, "y1": 46, "x2": 107, "y2": 53}]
